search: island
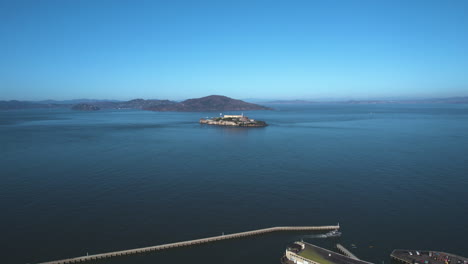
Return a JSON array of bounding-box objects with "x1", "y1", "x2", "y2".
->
[
  {"x1": 200, "y1": 114, "x2": 267, "y2": 127},
  {"x1": 145, "y1": 95, "x2": 272, "y2": 112}
]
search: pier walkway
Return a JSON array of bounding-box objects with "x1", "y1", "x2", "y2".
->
[
  {"x1": 38, "y1": 225, "x2": 339, "y2": 264},
  {"x1": 391, "y1": 249, "x2": 467, "y2": 264},
  {"x1": 336, "y1": 243, "x2": 359, "y2": 260}
]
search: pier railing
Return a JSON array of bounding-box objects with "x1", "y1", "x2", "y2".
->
[
  {"x1": 336, "y1": 243, "x2": 359, "y2": 260},
  {"x1": 37, "y1": 225, "x2": 339, "y2": 264}
]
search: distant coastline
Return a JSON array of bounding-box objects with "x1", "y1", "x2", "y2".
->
[
  {"x1": 0, "y1": 95, "x2": 272, "y2": 112},
  {"x1": 2, "y1": 96, "x2": 468, "y2": 111},
  {"x1": 264, "y1": 96, "x2": 468, "y2": 105},
  {"x1": 71, "y1": 103, "x2": 100, "y2": 111}
]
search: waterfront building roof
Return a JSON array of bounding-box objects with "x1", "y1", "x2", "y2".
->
[{"x1": 284, "y1": 242, "x2": 373, "y2": 264}]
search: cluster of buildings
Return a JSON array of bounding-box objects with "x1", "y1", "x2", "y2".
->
[
  {"x1": 282, "y1": 241, "x2": 372, "y2": 264},
  {"x1": 199, "y1": 113, "x2": 267, "y2": 127},
  {"x1": 282, "y1": 241, "x2": 467, "y2": 264}
]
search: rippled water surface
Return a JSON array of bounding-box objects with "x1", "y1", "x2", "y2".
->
[{"x1": 1, "y1": 104, "x2": 467, "y2": 264}]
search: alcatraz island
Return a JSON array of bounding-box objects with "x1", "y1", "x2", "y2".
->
[{"x1": 200, "y1": 113, "x2": 268, "y2": 127}]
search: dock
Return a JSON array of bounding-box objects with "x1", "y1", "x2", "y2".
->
[
  {"x1": 391, "y1": 249, "x2": 467, "y2": 264},
  {"x1": 282, "y1": 241, "x2": 373, "y2": 264},
  {"x1": 37, "y1": 225, "x2": 339, "y2": 264},
  {"x1": 336, "y1": 243, "x2": 359, "y2": 260}
]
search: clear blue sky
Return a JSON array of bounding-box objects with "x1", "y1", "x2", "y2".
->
[{"x1": 1, "y1": 0, "x2": 467, "y2": 100}]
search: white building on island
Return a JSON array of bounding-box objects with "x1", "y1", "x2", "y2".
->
[{"x1": 222, "y1": 113, "x2": 244, "y2": 118}]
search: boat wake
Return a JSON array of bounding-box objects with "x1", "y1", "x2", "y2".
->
[{"x1": 302, "y1": 230, "x2": 342, "y2": 239}]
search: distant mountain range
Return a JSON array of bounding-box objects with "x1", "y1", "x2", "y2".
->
[
  {"x1": 145, "y1": 95, "x2": 271, "y2": 111},
  {"x1": 265, "y1": 96, "x2": 468, "y2": 104},
  {"x1": 0, "y1": 100, "x2": 64, "y2": 110},
  {"x1": 347, "y1": 97, "x2": 468, "y2": 104},
  {"x1": 71, "y1": 103, "x2": 101, "y2": 111},
  {"x1": 0, "y1": 99, "x2": 169, "y2": 110},
  {"x1": 2, "y1": 96, "x2": 467, "y2": 111},
  {"x1": 37, "y1": 99, "x2": 122, "y2": 105},
  {"x1": 266, "y1": 100, "x2": 318, "y2": 104},
  {"x1": 0, "y1": 95, "x2": 272, "y2": 112},
  {"x1": 94, "y1": 99, "x2": 176, "y2": 110}
]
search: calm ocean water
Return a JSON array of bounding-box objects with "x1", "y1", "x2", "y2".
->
[{"x1": 1, "y1": 104, "x2": 467, "y2": 264}]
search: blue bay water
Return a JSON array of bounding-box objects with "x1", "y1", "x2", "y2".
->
[{"x1": 0, "y1": 104, "x2": 467, "y2": 264}]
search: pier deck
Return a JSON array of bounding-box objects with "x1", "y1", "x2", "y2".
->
[
  {"x1": 336, "y1": 243, "x2": 359, "y2": 260},
  {"x1": 283, "y1": 242, "x2": 373, "y2": 264},
  {"x1": 37, "y1": 225, "x2": 339, "y2": 264},
  {"x1": 391, "y1": 249, "x2": 467, "y2": 264}
]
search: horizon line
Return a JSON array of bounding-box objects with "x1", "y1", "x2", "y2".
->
[{"x1": 2, "y1": 94, "x2": 468, "y2": 102}]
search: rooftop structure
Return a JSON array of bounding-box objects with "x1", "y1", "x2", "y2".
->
[
  {"x1": 200, "y1": 113, "x2": 267, "y2": 127},
  {"x1": 391, "y1": 250, "x2": 467, "y2": 264},
  {"x1": 222, "y1": 114, "x2": 244, "y2": 118},
  {"x1": 282, "y1": 241, "x2": 373, "y2": 264}
]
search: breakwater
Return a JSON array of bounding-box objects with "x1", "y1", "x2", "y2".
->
[{"x1": 37, "y1": 225, "x2": 339, "y2": 264}]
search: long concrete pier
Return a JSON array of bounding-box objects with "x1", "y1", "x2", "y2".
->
[
  {"x1": 336, "y1": 243, "x2": 359, "y2": 260},
  {"x1": 38, "y1": 225, "x2": 339, "y2": 264}
]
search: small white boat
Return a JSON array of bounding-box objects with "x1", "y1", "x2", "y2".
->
[{"x1": 324, "y1": 230, "x2": 342, "y2": 237}]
